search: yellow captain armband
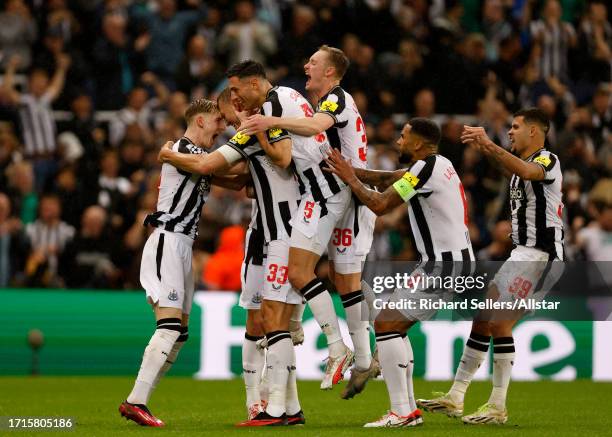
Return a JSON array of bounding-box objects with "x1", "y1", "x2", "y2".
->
[{"x1": 393, "y1": 173, "x2": 418, "y2": 202}]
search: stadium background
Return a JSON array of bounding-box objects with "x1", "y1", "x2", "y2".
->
[{"x1": 0, "y1": 0, "x2": 611, "y2": 388}]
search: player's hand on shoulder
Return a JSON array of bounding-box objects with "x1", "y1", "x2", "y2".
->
[
  {"x1": 324, "y1": 148, "x2": 355, "y2": 183},
  {"x1": 157, "y1": 141, "x2": 174, "y2": 163},
  {"x1": 239, "y1": 114, "x2": 271, "y2": 135}
]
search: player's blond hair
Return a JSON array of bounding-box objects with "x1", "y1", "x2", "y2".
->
[
  {"x1": 319, "y1": 45, "x2": 349, "y2": 79},
  {"x1": 184, "y1": 99, "x2": 219, "y2": 125}
]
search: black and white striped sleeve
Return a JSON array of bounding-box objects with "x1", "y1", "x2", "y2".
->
[
  {"x1": 316, "y1": 88, "x2": 347, "y2": 125},
  {"x1": 225, "y1": 132, "x2": 258, "y2": 159},
  {"x1": 407, "y1": 155, "x2": 436, "y2": 194},
  {"x1": 532, "y1": 150, "x2": 558, "y2": 182},
  {"x1": 262, "y1": 93, "x2": 290, "y2": 144}
]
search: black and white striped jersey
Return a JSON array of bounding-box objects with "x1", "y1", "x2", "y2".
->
[
  {"x1": 316, "y1": 85, "x2": 368, "y2": 169},
  {"x1": 397, "y1": 154, "x2": 474, "y2": 263},
  {"x1": 509, "y1": 149, "x2": 564, "y2": 259},
  {"x1": 266, "y1": 86, "x2": 345, "y2": 202},
  {"x1": 225, "y1": 122, "x2": 301, "y2": 243},
  {"x1": 18, "y1": 94, "x2": 56, "y2": 156},
  {"x1": 144, "y1": 137, "x2": 211, "y2": 240}
]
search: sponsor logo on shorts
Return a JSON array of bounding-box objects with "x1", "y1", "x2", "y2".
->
[
  {"x1": 510, "y1": 188, "x2": 524, "y2": 200},
  {"x1": 336, "y1": 247, "x2": 347, "y2": 254},
  {"x1": 168, "y1": 289, "x2": 178, "y2": 301},
  {"x1": 272, "y1": 284, "x2": 282, "y2": 290},
  {"x1": 252, "y1": 293, "x2": 262, "y2": 304}
]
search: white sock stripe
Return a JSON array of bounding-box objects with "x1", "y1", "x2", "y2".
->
[
  {"x1": 468, "y1": 338, "x2": 490, "y2": 346},
  {"x1": 302, "y1": 281, "x2": 321, "y2": 295}
]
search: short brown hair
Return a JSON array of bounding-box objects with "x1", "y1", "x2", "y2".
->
[
  {"x1": 319, "y1": 45, "x2": 349, "y2": 79},
  {"x1": 184, "y1": 99, "x2": 218, "y2": 125},
  {"x1": 514, "y1": 107, "x2": 550, "y2": 134},
  {"x1": 217, "y1": 88, "x2": 231, "y2": 105}
]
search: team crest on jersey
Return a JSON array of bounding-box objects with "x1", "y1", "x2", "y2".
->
[
  {"x1": 402, "y1": 172, "x2": 419, "y2": 187},
  {"x1": 197, "y1": 176, "x2": 211, "y2": 193},
  {"x1": 251, "y1": 293, "x2": 262, "y2": 304},
  {"x1": 168, "y1": 289, "x2": 178, "y2": 301},
  {"x1": 231, "y1": 132, "x2": 251, "y2": 145},
  {"x1": 319, "y1": 100, "x2": 338, "y2": 112},
  {"x1": 510, "y1": 187, "x2": 524, "y2": 200},
  {"x1": 268, "y1": 128, "x2": 283, "y2": 139},
  {"x1": 534, "y1": 155, "x2": 551, "y2": 167}
]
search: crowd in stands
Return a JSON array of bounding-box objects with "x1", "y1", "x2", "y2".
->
[{"x1": 0, "y1": 0, "x2": 610, "y2": 290}]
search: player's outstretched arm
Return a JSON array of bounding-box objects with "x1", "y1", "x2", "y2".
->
[
  {"x1": 353, "y1": 168, "x2": 407, "y2": 191},
  {"x1": 325, "y1": 149, "x2": 404, "y2": 216},
  {"x1": 158, "y1": 141, "x2": 233, "y2": 175},
  {"x1": 240, "y1": 113, "x2": 334, "y2": 137},
  {"x1": 461, "y1": 126, "x2": 545, "y2": 181}
]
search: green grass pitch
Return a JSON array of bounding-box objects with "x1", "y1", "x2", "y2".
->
[{"x1": 1, "y1": 377, "x2": 610, "y2": 436}]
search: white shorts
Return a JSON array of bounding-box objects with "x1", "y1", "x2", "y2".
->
[
  {"x1": 328, "y1": 198, "x2": 377, "y2": 274},
  {"x1": 290, "y1": 187, "x2": 352, "y2": 256},
  {"x1": 239, "y1": 228, "x2": 266, "y2": 310},
  {"x1": 263, "y1": 239, "x2": 303, "y2": 305},
  {"x1": 140, "y1": 229, "x2": 195, "y2": 314},
  {"x1": 493, "y1": 245, "x2": 564, "y2": 303}
]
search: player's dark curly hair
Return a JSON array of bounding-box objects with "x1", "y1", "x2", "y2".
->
[
  {"x1": 514, "y1": 107, "x2": 550, "y2": 134},
  {"x1": 225, "y1": 60, "x2": 267, "y2": 79},
  {"x1": 409, "y1": 117, "x2": 441, "y2": 146}
]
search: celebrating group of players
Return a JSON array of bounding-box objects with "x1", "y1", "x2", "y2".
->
[{"x1": 116, "y1": 44, "x2": 564, "y2": 428}]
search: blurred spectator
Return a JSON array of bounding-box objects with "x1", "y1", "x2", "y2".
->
[
  {"x1": 275, "y1": 4, "x2": 321, "y2": 87},
  {"x1": 96, "y1": 150, "x2": 135, "y2": 232},
  {"x1": 590, "y1": 84, "x2": 611, "y2": 149},
  {"x1": 175, "y1": 34, "x2": 223, "y2": 98},
  {"x1": 577, "y1": 0, "x2": 612, "y2": 85},
  {"x1": 92, "y1": 13, "x2": 142, "y2": 110},
  {"x1": 24, "y1": 193, "x2": 75, "y2": 286},
  {"x1": 0, "y1": 122, "x2": 23, "y2": 189},
  {"x1": 217, "y1": 0, "x2": 277, "y2": 67},
  {"x1": 54, "y1": 165, "x2": 88, "y2": 228},
  {"x1": 108, "y1": 75, "x2": 169, "y2": 147},
  {"x1": 0, "y1": 0, "x2": 37, "y2": 71},
  {"x1": 0, "y1": 192, "x2": 29, "y2": 287},
  {"x1": 529, "y1": 0, "x2": 577, "y2": 84},
  {"x1": 413, "y1": 88, "x2": 436, "y2": 118},
  {"x1": 59, "y1": 205, "x2": 125, "y2": 288},
  {"x1": 202, "y1": 225, "x2": 246, "y2": 291},
  {"x1": 2, "y1": 54, "x2": 70, "y2": 191},
  {"x1": 480, "y1": 0, "x2": 512, "y2": 61},
  {"x1": 32, "y1": 26, "x2": 91, "y2": 109},
  {"x1": 5, "y1": 161, "x2": 38, "y2": 225},
  {"x1": 131, "y1": 0, "x2": 206, "y2": 84}
]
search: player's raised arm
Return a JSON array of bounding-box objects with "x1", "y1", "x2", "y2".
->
[
  {"x1": 324, "y1": 149, "x2": 406, "y2": 216},
  {"x1": 461, "y1": 126, "x2": 545, "y2": 181}
]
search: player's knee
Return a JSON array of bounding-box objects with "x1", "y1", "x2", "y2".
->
[
  {"x1": 471, "y1": 320, "x2": 491, "y2": 337},
  {"x1": 288, "y1": 266, "x2": 308, "y2": 290},
  {"x1": 246, "y1": 310, "x2": 265, "y2": 337},
  {"x1": 489, "y1": 320, "x2": 514, "y2": 338}
]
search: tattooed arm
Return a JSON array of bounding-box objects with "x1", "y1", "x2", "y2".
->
[
  {"x1": 324, "y1": 149, "x2": 405, "y2": 215},
  {"x1": 353, "y1": 168, "x2": 407, "y2": 191}
]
